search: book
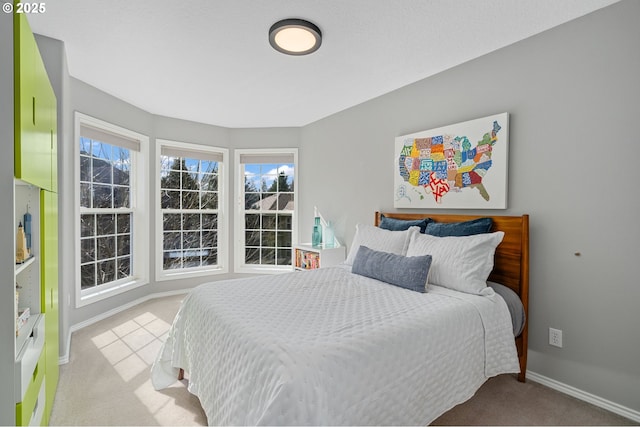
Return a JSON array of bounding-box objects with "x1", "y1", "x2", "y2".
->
[{"x1": 16, "y1": 307, "x2": 30, "y2": 335}]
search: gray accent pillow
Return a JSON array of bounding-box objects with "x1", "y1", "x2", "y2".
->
[
  {"x1": 425, "y1": 217, "x2": 493, "y2": 237},
  {"x1": 352, "y1": 245, "x2": 432, "y2": 293},
  {"x1": 379, "y1": 214, "x2": 430, "y2": 234},
  {"x1": 488, "y1": 281, "x2": 526, "y2": 337}
]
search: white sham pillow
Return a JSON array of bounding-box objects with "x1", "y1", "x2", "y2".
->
[
  {"x1": 405, "y1": 231, "x2": 505, "y2": 295},
  {"x1": 345, "y1": 224, "x2": 418, "y2": 265}
]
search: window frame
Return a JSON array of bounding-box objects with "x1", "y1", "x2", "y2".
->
[
  {"x1": 74, "y1": 112, "x2": 149, "y2": 307},
  {"x1": 234, "y1": 148, "x2": 298, "y2": 274},
  {"x1": 155, "y1": 139, "x2": 229, "y2": 281}
]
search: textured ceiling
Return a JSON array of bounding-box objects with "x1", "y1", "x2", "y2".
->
[{"x1": 28, "y1": 0, "x2": 619, "y2": 128}]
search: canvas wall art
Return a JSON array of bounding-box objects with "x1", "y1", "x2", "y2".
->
[{"x1": 394, "y1": 112, "x2": 508, "y2": 209}]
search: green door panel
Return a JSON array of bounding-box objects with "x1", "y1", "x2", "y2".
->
[
  {"x1": 40, "y1": 190, "x2": 58, "y2": 426},
  {"x1": 49, "y1": 95, "x2": 57, "y2": 193},
  {"x1": 14, "y1": 12, "x2": 55, "y2": 191},
  {"x1": 37, "y1": 56, "x2": 57, "y2": 193}
]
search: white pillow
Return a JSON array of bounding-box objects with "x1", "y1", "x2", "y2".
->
[
  {"x1": 345, "y1": 224, "x2": 418, "y2": 265},
  {"x1": 405, "y1": 231, "x2": 505, "y2": 295}
]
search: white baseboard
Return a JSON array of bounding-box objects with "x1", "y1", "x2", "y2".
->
[
  {"x1": 527, "y1": 370, "x2": 640, "y2": 424},
  {"x1": 58, "y1": 289, "x2": 191, "y2": 365}
]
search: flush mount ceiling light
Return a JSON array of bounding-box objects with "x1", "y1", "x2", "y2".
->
[{"x1": 269, "y1": 19, "x2": 322, "y2": 56}]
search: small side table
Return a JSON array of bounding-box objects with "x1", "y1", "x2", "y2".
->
[{"x1": 293, "y1": 244, "x2": 346, "y2": 270}]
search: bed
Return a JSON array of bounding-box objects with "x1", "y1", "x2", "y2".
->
[
  {"x1": 374, "y1": 212, "x2": 530, "y2": 383},
  {"x1": 151, "y1": 213, "x2": 529, "y2": 426}
]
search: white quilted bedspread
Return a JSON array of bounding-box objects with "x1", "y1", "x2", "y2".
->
[{"x1": 151, "y1": 265, "x2": 519, "y2": 426}]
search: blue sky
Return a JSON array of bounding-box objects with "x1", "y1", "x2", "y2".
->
[{"x1": 244, "y1": 164, "x2": 294, "y2": 191}]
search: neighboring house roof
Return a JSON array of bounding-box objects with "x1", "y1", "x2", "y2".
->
[{"x1": 251, "y1": 193, "x2": 294, "y2": 211}]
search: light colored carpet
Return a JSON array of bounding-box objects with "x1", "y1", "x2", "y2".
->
[
  {"x1": 50, "y1": 294, "x2": 636, "y2": 426},
  {"x1": 432, "y1": 374, "x2": 636, "y2": 426},
  {"x1": 50, "y1": 294, "x2": 207, "y2": 426}
]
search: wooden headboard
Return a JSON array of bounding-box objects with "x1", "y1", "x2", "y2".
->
[{"x1": 374, "y1": 212, "x2": 530, "y2": 382}]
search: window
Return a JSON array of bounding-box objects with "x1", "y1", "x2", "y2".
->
[
  {"x1": 156, "y1": 140, "x2": 228, "y2": 280},
  {"x1": 75, "y1": 113, "x2": 149, "y2": 306},
  {"x1": 234, "y1": 149, "x2": 298, "y2": 273}
]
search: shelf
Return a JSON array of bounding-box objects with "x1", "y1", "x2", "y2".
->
[
  {"x1": 294, "y1": 245, "x2": 346, "y2": 270},
  {"x1": 15, "y1": 256, "x2": 35, "y2": 275},
  {"x1": 15, "y1": 314, "x2": 42, "y2": 360}
]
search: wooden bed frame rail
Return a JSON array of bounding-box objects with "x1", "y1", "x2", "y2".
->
[{"x1": 374, "y1": 212, "x2": 529, "y2": 382}]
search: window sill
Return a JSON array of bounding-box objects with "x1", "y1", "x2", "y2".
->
[
  {"x1": 77, "y1": 277, "x2": 149, "y2": 308},
  {"x1": 156, "y1": 266, "x2": 229, "y2": 282}
]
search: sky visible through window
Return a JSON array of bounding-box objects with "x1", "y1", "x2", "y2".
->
[
  {"x1": 244, "y1": 164, "x2": 294, "y2": 191},
  {"x1": 159, "y1": 157, "x2": 217, "y2": 178},
  {"x1": 159, "y1": 161, "x2": 294, "y2": 189},
  {"x1": 81, "y1": 137, "x2": 130, "y2": 171}
]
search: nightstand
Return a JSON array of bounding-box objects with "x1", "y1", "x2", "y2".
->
[{"x1": 293, "y1": 244, "x2": 346, "y2": 270}]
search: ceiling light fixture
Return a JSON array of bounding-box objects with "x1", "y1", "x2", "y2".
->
[{"x1": 269, "y1": 19, "x2": 322, "y2": 56}]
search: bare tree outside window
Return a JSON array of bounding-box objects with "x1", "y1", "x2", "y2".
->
[
  {"x1": 160, "y1": 156, "x2": 220, "y2": 271},
  {"x1": 79, "y1": 138, "x2": 132, "y2": 289}
]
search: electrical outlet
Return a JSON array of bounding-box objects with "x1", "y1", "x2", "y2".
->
[{"x1": 549, "y1": 327, "x2": 563, "y2": 348}]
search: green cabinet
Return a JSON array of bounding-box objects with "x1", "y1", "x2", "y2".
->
[
  {"x1": 40, "y1": 190, "x2": 58, "y2": 426},
  {"x1": 14, "y1": 12, "x2": 57, "y2": 192},
  {"x1": 10, "y1": 11, "x2": 59, "y2": 427}
]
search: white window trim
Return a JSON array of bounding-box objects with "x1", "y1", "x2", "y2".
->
[
  {"x1": 234, "y1": 148, "x2": 298, "y2": 274},
  {"x1": 155, "y1": 139, "x2": 229, "y2": 281},
  {"x1": 74, "y1": 112, "x2": 150, "y2": 307}
]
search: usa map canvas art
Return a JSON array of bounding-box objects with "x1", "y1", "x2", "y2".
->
[{"x1": 394, "y1": 113, "x2": 508, "y2": 209}]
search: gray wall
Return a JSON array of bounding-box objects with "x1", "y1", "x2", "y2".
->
[{"x1": 300, "y1": 0, "x2": 639, "y2": 413}]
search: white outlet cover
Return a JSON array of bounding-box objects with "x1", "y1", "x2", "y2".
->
[{"x1": 549, "y1": 327, "x2": 563, "y2": 348}]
